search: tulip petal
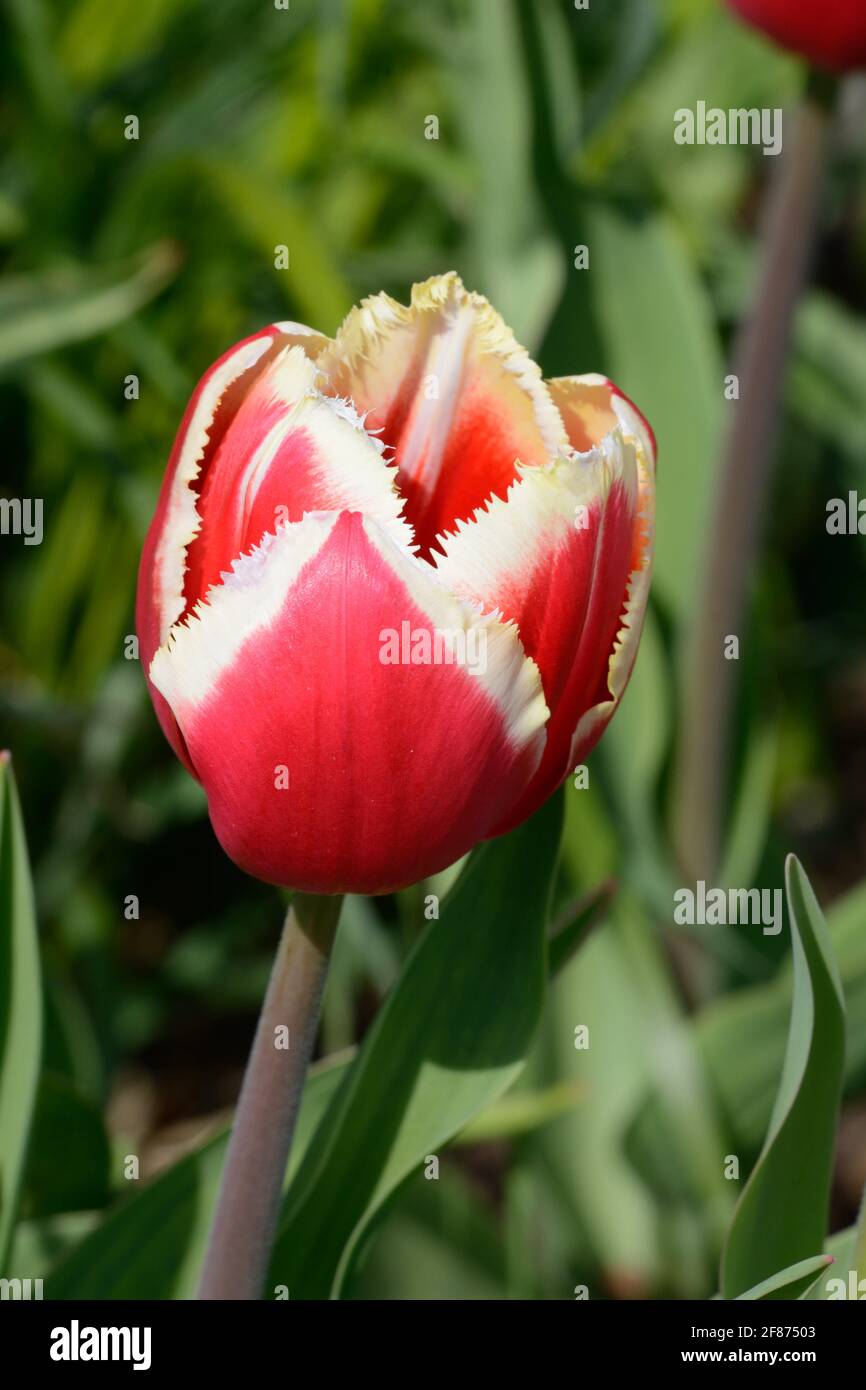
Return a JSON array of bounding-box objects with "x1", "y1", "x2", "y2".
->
[
  {"x1": 434, "y1": 407, "x2": 653, "y2": 828},
  {"x1": 182, "y1": 346, "x2": 413, "y2": 607},
  {"x1": 546, "y1": 378, "x2": 656, "y2": 787},
  {"x1": 548, "y1": 372, "x2": 657, "y2": 466},
  {"x1": 317, "y1": 272, "x2": 568, "y2": 558},
  {"x1": 136, "y1": 322, "x2": 330, "y2": 768},
  {"x1": 568, "y1": 535, "x2": 653, "y2": 769},
  {"x1": 149, "y1": 511, "x2": 548, "y2": 894}
]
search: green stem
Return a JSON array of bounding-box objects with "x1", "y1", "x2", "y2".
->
[
  {"x1": 673, "y1": 76, "x2": 837, "y2": 883},
  {"x1": 197, "y1": 892, "x2": 342, "y2": 1300}
]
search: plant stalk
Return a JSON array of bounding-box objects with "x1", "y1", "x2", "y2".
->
[
  {"x1": 197, "y1": 892, "x2": 342, "y2": 1300},
  {"x1": 673, "y1": 76, "x2": 837, "y2": 883}
]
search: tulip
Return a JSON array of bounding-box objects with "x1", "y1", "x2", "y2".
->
[
  {"x1": 137, "y1": 273, "x2": 655, "y2": 898},
  {"x1": 137, "y1": 274, "x2": 655, "y2": 1298},
  {"x1": 726, "y1": 0, "x2": 866, "y2": 71}
]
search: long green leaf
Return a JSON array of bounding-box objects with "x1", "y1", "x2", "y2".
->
[
  {"x1": 453, "y1": 0, "x2": 563, "y2": 350},
  {"x1": 44, "y1": 1055, "x2": 346, "y2": 1299},
  {"x1": 22, "y1": 1073, "x2": 110, "y2": 1218},
  {"x1": 45, "y1": 800, "x2": 565, "y2": 1299},
  {"x1": 454, "y1": 1081, "x2": 583, "y2": 1145},
  {"x1": 734, "y1": 1254, "x2": 833, "y2": 1301},
  {"x1": 631, "y1": 872, "x2": 866, "y2": 1165},
  {"x1": 268, "y1": 795, "x2": 563, "y2": 1299},
  {"x1": 0, "y1": 244, "x2": 179, "y2": 372},
  {"x1": 59, "y1": 0, "x2": 188, "y2": 84},
  {"x1": 0, "y1": 754, "x2": 42, "y2": 1272},
  {"x1": 803, "y1": 1225, "x2": 861, "y2": 1301},
  {"x1": 720, "y1": 857, "x2": 845, "y2": 1298}
]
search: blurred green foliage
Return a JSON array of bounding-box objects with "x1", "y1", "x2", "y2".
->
[{"x1": 2, "y1": 0, "x2": 866, "y2": 1300}]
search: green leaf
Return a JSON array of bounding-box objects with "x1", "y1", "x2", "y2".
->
[
  {"x1": 718, "y1": 718, "x2": 779, "y2": 892},
  {"x1": 547, "y1": 878, "x2": 616, "y2": 977},
  {"x1": 269, "y1": 794, "x2": 564, "y2": 1300},
  {"x1": 855, "y1": 1178, "x2": 866, "y2": 1288},
  {"x1": 59, "y1": 0, "x2": 189, "y2": 85},
  {"x1": 0, "y1": 754, "x2": 42, "y2": 1273},
  {"x1": 354, "y1": 1163, "x2": 507, "y2": 1301},
  {"x1": 10, "y1": 1213, "x2": 99, "y2": 1284},
  {"x1": 585, "y1": 204, "x2": 723, "y2": 629},
  {"x1": 789, "y1": 292, "x2": 866, "y2": 457},
  {"x1": 540, "y1": 911, "x2": 662, "y2": 1296},
  {"x1": 801, "y1": 1188, "x2": 866, "y2": 1301},
  {"x1": 0, "y1": 244, "x2": 179, "y2": 373},
  {"x1": 707, "y1": 880, "x2": 866, "y2": 1148},
  {"x1": 720, "y1": 857, "x2": 845, "y2": 1299},
  {"x1": 802, "y1": 1224, "x2": 860, "y2": 1301},
  {"x1": 569, "y1": 895, "x2": 733, "y2": 1284},
  {"x1": 203, "y1": 160, "x2": 355, "y2": 334},
  {"x1": 22, "y1": 1074, "x2": 110, "y2": 1218},
  {"x1": 627, "y1": 871, "x2": 866, "y2": 1196},
  {"x1": 734, "y1": 1254, "x2": 833, "y2": 1301},
  {"x1": 44, "y1": 1055, "x2": 347, "y2": 1299},
  {"x1": 454, "y1": 1081, "x2": 583, "y2": 1145},
  {"x1": 452, "y1": 0, "x2": 564, "y2": 350},
  {"x1": 45, "y1": 1133, "x2": 226, "y2": 1300},
  {"x1": 598, "y1": 605, "x2": 678, "y2": 912}
]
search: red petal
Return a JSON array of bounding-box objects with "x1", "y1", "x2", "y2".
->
[
  {"x1": 136, "y1": 324, "x2": 331, "y2": 768},
  {"x1": 435, "y1": 381, "x2": 655, "y2": 828},
  {"x1": 181, "y1": 348, "x2": 411, "y2": 611},
  {"x1": 150, "y1": 512, "x2": 547, "y2": 893}
]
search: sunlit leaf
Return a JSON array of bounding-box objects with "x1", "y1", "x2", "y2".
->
[
  {"x1": 0, "y1": 755, "x2": 42, "y2": 1273},
  {"x1": 269, "y1": 795, "x2": 564, "y2": 1299},
  {"x1": 0, "y1": 245, "x2": 179, "y2": 372},
  {"x1": 720, "y1": 857, "x2": 845, "y2": 1299}
]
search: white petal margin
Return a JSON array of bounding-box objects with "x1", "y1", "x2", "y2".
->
[
  {"x1": 430, "y1": 428, "x2": 640, "y2": 611},
  {"x1": 150, "y1": 513, "x2": 340, "y2": 713},
  {"x1": 150, "y1": 511, "x2": 549, "y2": 763},
  {"x1": 611, "y1": 391, "x2": 656, "y2": 471},
  {"x1": 271, "y1": 321, "x2": 331, "y2": 357},
  {"x1": 549, "y1": 372, "x2": 657, "y2": 468},
  {"x1": 152, "y1": 324, "x2": 336, "y2": 649},
  {"x1": 567, "y1": 532, "x2": 653, "y2": 766},
  {"x1": 568, "y1": 437, "x2": 654, "y2": 766},
  {"x1": 225, "y1": 345, "x2": 414, "y2": 554},
  {"x1": 154, "y1": 334, "x2": 275, "y2": 645},
  {"x1": 361, "y1": 517, "x2": 550, "y2": 758}
]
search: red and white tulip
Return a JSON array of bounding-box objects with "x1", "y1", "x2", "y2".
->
[{"x1": 137, "y1": 275, "x2": 655, "y2": 894}]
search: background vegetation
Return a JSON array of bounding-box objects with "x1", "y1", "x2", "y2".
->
[{"x1": 2, "y1": 0, "x2": 866, "y2": 1299}]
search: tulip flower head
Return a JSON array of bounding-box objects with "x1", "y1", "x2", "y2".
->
[
  {"x1": 137, "y1": 275, "x2": 655, "y2": 894},
  {"x1": 727, "y1": 0, "x2": 866, "y2": 71}
]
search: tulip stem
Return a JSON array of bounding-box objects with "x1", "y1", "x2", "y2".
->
[
  {"x1": 673, "y1": 72, "x2": 837, "y2": 883},
  {"x1": 197, "y1": 892, "x2": 342, "y2": 1300}
]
